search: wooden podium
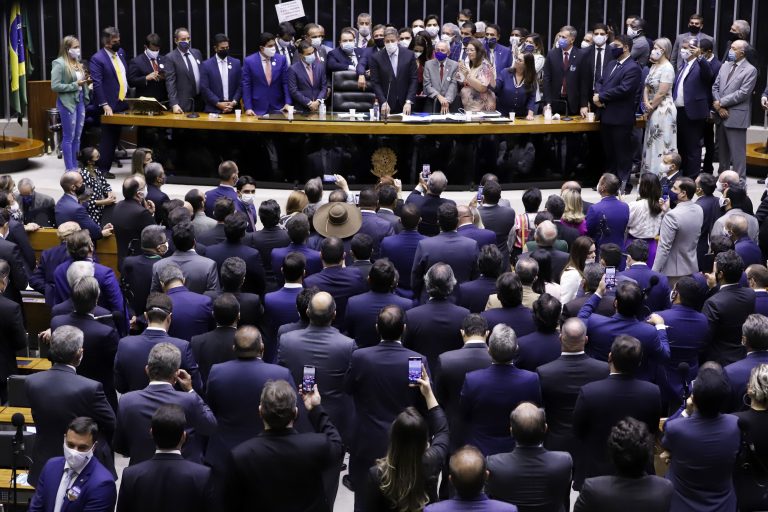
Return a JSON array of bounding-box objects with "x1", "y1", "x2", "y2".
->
[{"x1": 27, "y1": 81, "x2": 57, "y2": 142}]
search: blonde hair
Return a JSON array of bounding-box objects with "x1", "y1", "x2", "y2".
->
[
  {"x1": 285, "y1": 190, "x2": 308, "y2": 216},
  {"x1": 654, "y1": 37, "x2": 672, "y2": 60},
  {"x1": 748, "y1": 364, "x2": 768, "y2": 405},
  {"x1": 58, "y1": 35, "x2": 82, "y2": 70},
  {"x1": 561, "y1": 188, "x2": 585, "y2": 224}
]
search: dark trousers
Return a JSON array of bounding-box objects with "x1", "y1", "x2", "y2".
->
[
  {"x1": 97, "y1": 123, "x2": 122, "y2": 173},
  {"x1": 677, "y1": 107, "x2": 705, "y2": 178},
  {"x1": 601, "y1": 122, "x2": 634, "y2": 186}
]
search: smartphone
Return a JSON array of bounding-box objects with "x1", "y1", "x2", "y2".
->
[
  {"x1": 353, "y1": 193, "x2": 360, "y2": 205},
  {"x1": 605, "y1": 266, "x2": 617, "y2": 290},
  {"x1": 408, "y1": 357, "x2": 422, "y2": 385},
  {"x1": 322, "y1": 174, "x2": 337, "y2": 183},
  {"x1": 421, "y1": 164, "x2": 431, "y2": 180},
  {"x1": 476, "y1": 185, "x2": 484, "y2": 202},
  {"x1": 302, "y1": 365, "x2": 316, "y2": 394}
]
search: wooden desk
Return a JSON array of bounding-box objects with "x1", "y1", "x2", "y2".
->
[
  {"x1": 0, "y1": 468, "x2": 35, "y2": 503},
  {"x1": 0, "y1": 408, "x2": 33, "y2": 426},
  {"x1": 103, "y1": 111, "x2": 644, "y2": 136},
  {"x1": 16, "y1": 358, "x2": 51, "y2": 372}
]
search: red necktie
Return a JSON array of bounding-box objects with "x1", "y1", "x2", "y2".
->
[
  {"x1": 561, "y1": 51, "x2": 569, "y2": 96},
  {"x1": 151, "y1": 59, "x2": 159, "y2": 73},
  {"x1": 440, "y1": 63, "x2": 444, "y2": 81}
]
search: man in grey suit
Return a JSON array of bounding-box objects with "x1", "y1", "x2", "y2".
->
[
  {"x1": 652, "y1": 177, "x2": 703, "y2": 284},
  {"x1": 712, "y1": 39, "x2": 758, "y2": 183},
  {"x1": 151, "y1": 222, "x2": 219, "y2": 294},
  {"x1": 670, "y1": 13, "x2": 715, "y2": 70},
  {"x1": 277, "y1": 291, "x2": 356, "y2": 444},
  {"x1": 423, "y1": 40, "x2": 458, "y2": 114},
  {"x1": 165, "y1": 27, "x2": 204, "y2": 114},
  {"x1": 16, "y1": 177, "x2": 55, "y2": 227}
]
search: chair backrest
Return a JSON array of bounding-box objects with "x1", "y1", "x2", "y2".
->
[
  {"x1": 331, "y1": 71, "x2": 375, "y2": 112},
  {"x1": 7, "y1": 375, "x2": 30, "y2": 408},
  {"x1": 0, "y1": 432, "x2": 35, "y2": 469}
]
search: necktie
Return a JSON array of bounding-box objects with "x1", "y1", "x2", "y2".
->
[
  {"x1": 150, "y1": 58, "x2": 159, "y2": 73},
  {"x1": 595, "y1": 47, "x2": 603, "y2": 85},
  {"x1": 306, "y1": 64, "x2": 314, "y2": 85},
  {"x1": 390, "y1": 52, "x2": 398, "y2": 77},
  {"x1": 440, "y1": 63, "x2": 444, "y2": 81},
  {"x1": 610, "y1": 61, "x2": 621, "y2": 76},
  {"x1": 111, "y1": 52, "x2": 127, "y2": 100},
  {"x1": 264, "y1": 58, "x2": 272, "y2": 85},
  {"x1": 561, "y1": 51, "x2": 569, "y2": 96},
  {"x1": 725, "y1": 62, "x2": 737, "y2": 86},
  {"x1": 53, "y1": 468, "x2": 76, "y2": 512},
  {"x1": 220, "y1": 60, "x2": 229, "y2": 100},
  {"x1": 461, "y1": 47, "x2": 467, "y2": 62}
]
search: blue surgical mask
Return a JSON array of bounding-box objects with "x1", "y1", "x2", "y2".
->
[
  {"x1": 304, "y1": 54, "x2": 316, "y2": 64},
  {"x1": 435, "y1": 51, "x2": 448, "y2": 62},
  {"x1": 462, "y1": 36, "x2": 471, "y2": 45},
  {"x1": 523, "y1": 43, "x2": 535, "y2": 54},
  {"x1": 177, "y1": 41, "x2": 190, "y2": 52},
  {"x1": 558, "y1": 37, "x2": 569, "y2": 49},
  {"x1": 727, "y1": 50, "x2": 736, "y2": 61},
  {"x1": 486, "y1": 37, "x2": 497, "y2": 48},
  {"x1": 341, "y1": 42, "x2": 355, "y2": 53}
]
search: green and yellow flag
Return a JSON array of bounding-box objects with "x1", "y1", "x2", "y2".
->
[{"x1": 8, "y1": 3, "x2": 27, "y2": 124}]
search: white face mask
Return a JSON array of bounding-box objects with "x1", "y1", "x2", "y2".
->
[
  {"x1": 241, "y1": 193, "x2": 255, "y2": 204},
  {"x1": 310, "y1": 37, "x2": 323, "y2": 48},
  {"x1": 660, "y1": 163, "x2": 672, "y2": 174},
  {"x1": 138, "y1": 187, "x2": 147, "y2": 199},
  {"x1": 680, "y1": 48, "x2": 692, "y2": 61},
  {"x1": 440, "y1": 34, "x2": 453, "y2": 43},
  {"x1": 341, "y1": 41, "x2": 355, "y2": 53},
  {"x1": 399, "y1": 39, "x2": 411, "y2": 48},
  {"x1": 593, "y1": 34, "x2": 607, "y2": 46},
  {"x1": 358, "y1": 26, "x2": 371, "y2": 37},
  {"x1": 385, "y1": 42, "x2": 398, "y2": 54},
  {"x1": 69, "y1": 48, "x2": 82, "y2": 60},
  {"x1": 412, "y1": 27, "x2": 424, "y2": 35},
  {"x1": 414, "y1": 51, "x2": 423, "y2": 59},
  {"x1": 426, "y1": 26, "x2": 440, "y2": 38},
  {"x1": 716, "y1": 181, "x2": 724, "y2": 192},
  {"x1": 627, "y1": 27, "x2": 638, "y2": 37},
  {"x1": 263, "y1": 46, "x2": 276, "y2": 58},
  {"x1": 581, "y1": 41, "x2": 591, "y2": 48},
  {"x1": 63, "y1": 443, "x2": 94, "y2": 473},
  {"x1": 650, "y1": 48, "x2": 663, "y2": 61},
  {"x1": 510, "y1": 36, "x2": 520, "y2": 48},
  {"x1": 719, "y1": 196, "x2": 727, "y2": 208},
  {"x1": 145, "y1": 49, "x2": 159, "y2": 59}
]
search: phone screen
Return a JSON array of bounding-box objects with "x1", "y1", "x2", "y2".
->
[
  {"x1": 421, "y1": 164, "x2": 431, "y2": 179},
  {"x1": 322, "y1": 174, "x2": 336, "y2": 183},
  {"x1": 408, "y1": 357, "x2": 422, "y2": 384},
  {"x1": 605, "y1": 266, "x2": 616, "y2": 290},
  {"x1": 302, "y1": 365, "x2": 316, "y2": 393},
  {"x1": 476, "y1": 185, "x2": 484, "y2": 201}
]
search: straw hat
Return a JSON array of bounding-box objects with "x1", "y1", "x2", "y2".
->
[{"x1": 313, "y1": 202, "x2": 362, "y2": 239}]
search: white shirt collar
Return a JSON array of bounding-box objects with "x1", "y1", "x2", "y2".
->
[
  {"x1": 561, "y1": 351, "x2": 585, "y2": 356},
  {"x1": 217, "y1": 56, "x2": 227, "y2": 64},
  {"x1": 145, "y1": 326, "x2": 168, "y2": 333},
  {"x1": 155, "y1": 449, "x2": 182, "y2": 455},
  {"x1": 378, "y1": 207, "x2": 394, "y2": 214},
  {"x1": 283, "y1": 282, "x2": 303, "y2": 289},
  {"x1": 148, "y1": 381, "x2": 173, "y2": 386}
]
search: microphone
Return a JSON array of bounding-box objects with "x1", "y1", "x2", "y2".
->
[
  {"x1": 186, "y1": 97, "x2": 199, "y2": 119},
  {"x1": 11, "y1": 413, "x2": 24, "y2": 452},
  {"x1": 642, "y1": 275, "x2": 660, "y2": 297},
  {"x1": 383, "y1": 78, "x2": 392, "y2": 121},
  {"x1": 678, "y1": 362, "x2": 690, "y2": 400}
]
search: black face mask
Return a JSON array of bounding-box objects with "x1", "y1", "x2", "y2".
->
[
  {"x1": 217, "y1": 49, "x2": 229, "y2": 59},
  {"x1": 110, "y1": 43, "x2": 121, "y2": 53},
  {"x1": 374, "y1": 38, "x2": 385, "y2": 49},
  {"x1": 688, "y1": 25, "x2": 701, "y2": 34},
  {"x1": 728, "y1": 32, "x2": 740, "y2": 42},
  {"x1": 75, "y1": 183, "x2": 86, "y2": 196}
]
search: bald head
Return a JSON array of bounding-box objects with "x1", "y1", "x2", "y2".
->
[
  {"x1": 57, "y1": 221, "x2": 81, "y2": 241},
  {"x1": 457, "y1": 205, "x2": 473, "y2": 224},
  {"x1": 307, "y1": 291, "x2": 336, "y2": 326},
  {"x1": 535, "y1": 220, "x2": 558, "y2": 247},
  {"x1": 448, "y1": 446, "x2": 488, "y2": 500},
  {"x1": 510, "y1": 402, "x2": 547, "y2": 446},
  {"x1": 561, "y1": 317, "x2": 587, "y2": 352},
  {"x1": 726, "y1": 214, "x2": 749, "y2": 239},
  {"x1": 233, "y1": 325, "x2": 264, "y2": 358},
  {"x1": 718, "y1": 170, "x2": 740, "y2": 188},
  {"x1": 60, "y1": 171, "x2": 83, "y2": 195}
]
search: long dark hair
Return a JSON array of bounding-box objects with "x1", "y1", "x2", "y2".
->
[
  {"x1": 638, "y1": 173, "x2": 662, "y2": 216},
  {"x1": 467, "y1": 38, "x2": 488, "y2": 68},
  {"x1": 563, "y1": 236, "x2": 594, "y2": 279},
  {"x1": 376, "y1": 407, "x2": 429, "y2": 512},
  {"x1": 530, "y1": 248, "x2": 553, "y2": 294},
  {"x1": 513, "y1": 52, "x2": 537, "y2": 94},
  {"x1": 412, "y1": 34, "x2": 432, "y2": 65}
]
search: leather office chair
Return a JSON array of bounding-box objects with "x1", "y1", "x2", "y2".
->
[{"x1": 331, "y1": 71, "x2": 375, "y2": 112}]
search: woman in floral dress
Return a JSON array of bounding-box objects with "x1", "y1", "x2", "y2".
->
[
  {"x1": 458, "y1": 39, "x2": 496, "y2": 112},
  {"x1": 642, "y1": 38, "x2": 677, "y2": 174}
]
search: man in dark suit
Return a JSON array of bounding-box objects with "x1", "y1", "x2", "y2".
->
[
  {"x1": 435, "y1": 314, "x2": 492, "y2": 453},
  {"x1": 114, "y1": 343, "x2": 216, "y2": 465},
  {"x1": 144, "y1": 163, "x2": 170, "y2": 215},
  {"x1": 349, "y1": 233, "x2": 374, "y2": 286},
  {"x1": 206, "y1": 212, "x2": 266, "y2": 295},
  {"x1": 112, "y1": 175, "x2": 156, "y2": 270},
  {"x1": 482, "y1": 272, "x2": 536, "y2": 336},
  {"x1": 327, "y1": 28, "x2": 365, "y2": 73},
  {"x1": 117, "y1": 405, "x2": 212, "y2": 512},
  {"x1": 694, "y1": 174, "x2": 721, "y2": 271},
  {"x1": 304, "y1": 236, "x2": 367, "y2": 327},
  {"x1": 275, "y1": 22, "x2": 297, "y2": 64},
  {"x1": 90, "y1": 27, "x2": 129, "y2": 177},
  {"x1": 461, "y1": 323, "x2": 542, "y2": 456},
  {"x1": 346, "y1": 259, "x2": 413, "y2": 348},
  {"x1": 151, "y1": 222, "x2": 220, "y2": 294},
  {"x1": 619, "y1": 239, "x2": 671, "y2": 313},
  {"x1": 271, "y1": 213, "x2": 323, "y2": 284},
  {"x1": 158, "y1": 263, "x2": 215, "y2": 342},
  {"x1": 0, "y1": 212, "x2": 29, "y2": 307},
  {"x1": 574, "y1": 418, "x2": 673, "y2": 512},
  {"x1": 0, "y1": 259, "x2": 27, "y2": 403},
  {"x1": 459, "y1": 245, "x2": 504, "y2": 313},
  {"x1": 579, "y1": 23, "x2": 615, "y2": 115},
  {"x1": 561, "y1": 262, "x2": 616, "y2": 319},
  {"x1": 190, "y1": 293, "x2": 238, "y2": 384},
  {"x1": 28, "y1": 417, "x2": 117, "y2": 512},
  {"x1": 164, "y1": 27, "x2": 203, "y2": 113},
  {"x1": 477, "y1": 181, "x2": 516, "y2": 268},
  {"x1": 380, "y1": 203, "x2": 426, "y2": 298},
  {"x1": 404, "y1": 263, "x2": 470, "y2": 369},
  {"x1": 247, "y1": 198, "x2": 290, "y2": 290},
  {"x1": 205, "y1": 256, "x2": 263, "y2": 328},
  {"x1": 376, "y1": 184, "x2": 402, "y2": 233},
  {"x1": 515, "y1": 293, "x2": 562, "y2": 371},
  {"x1": 344, "y1": 305, "x2": 429, "y2": 506},
  {"x1": 357, "y1": 188, "x2": 395, "y2": 259},
  {"x1": 114, "y1": 293, "x2": 202, "y2": 394},
  {"x1": 278, "y1": 291, "x2": 356, "y2": 446},
  {"x1": 487, "y1": 402, "x2": 572, "y2": 512},
  {"x1": 537, "y1": 318, "x2": 609, "y2": 477},
  {"x1": 572, "y1": 336, "x2": 662, "y2": 489},
  {"x1": 263, "y1": 252, "x2": 304, "y2": 357},
  {"x1": 199, "y1": 33, "x2": 242, "y2": 114},
  {"x1": 747, "y1": 264, "x2": 768, "y2": 316},
  {"x1": 287, "y1": 40, "x2": 327, "y2": 112},
  {"x1": 578, "y1": 278, "x2": 670, "y2": 383},
  {"x1": 700, "y1": 38, "x2": 720, "y2": 174},
  {"x1": 277, "y1": 287, "x2": 317, "y2": 340},
  {"x1": 128, "y1": 32, "x2": 168, "y2": 101},
  {"x1": 205, "y1": 326, "x2": 295, "y2": 472},
  {"x1": 728, "y1": 214, "x2": 763, "y2": 267},
  {"x1": 702, "y1": 250, "x2": 756, "y2": 365},
  {"x1": 457, "y1": 205, "x2": 496, "y2": 248},
  {"x1": 586, "y1": 174, "x2": 630, "y2": 255},
  {"x1": 242, "y1": 32, "x2": 291, "y2": 116},
  {"x1": 543, "y1": 25, "x2": 583, "y2": 116},
  {"x1": 203, "y1": 161, "x2": 250, "y2": 218},
  {"x1": 16, "y1": 177, "x2": 55, "y2": 227},
  {"x1": 724, "y1": 314, "x2": 768, "y2": 411},
  {"x1": 405, "y1": 171, "x2": 456, "y2": 237},
  {"x1": 593, "y1": 36, "x2": 642, "y2": 192},
  {"x1": 411, "y1": 202, "x2": 479, "y2": 301},
  {"x1": 121, "y1": 225, "x2": 167, "y2": 324},
  {"x1": 196, "y1": 197, "x2": 233, "y2": 247},
  {"x1": 25, "y1": 326, "x2": 116, "y2": 485},
  {"x1": 55, "y1": 171, "x2": 113, "y2": 242},
  {"x1": 50, "y1": 277, "x2": 119, "y2": 410},
  {"x1": 226, "y1": 380, "x2": 344, "y2": 512},
  {"x1": 369, "y1": 27, "x2": 418, "y2": 115}
]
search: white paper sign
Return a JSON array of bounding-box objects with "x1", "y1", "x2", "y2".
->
[{"x1": 275, "y1": 0, "x2": 305, "y2": 23}]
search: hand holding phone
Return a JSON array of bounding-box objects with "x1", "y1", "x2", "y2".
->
[
  {"x1": 605, "y1": 266, "x2": 616, "y2": 290},
  {"x1": 302, "y1": 365, "x2": 316, "y2": 394},
  {"x1": 408, "y1": 357, "x2": 422, "y2": 385},
  {"x1": 322, "y1": 174, "x2": 337, "y2": 183},
  {"x1": 476, "y1": 185, "x2": 484, "y2": 202},
  {"x1": 421, "y1": 164, "x2": 431, "y2": 180}
]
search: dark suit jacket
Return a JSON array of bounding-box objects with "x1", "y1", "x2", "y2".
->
[
  {"x1": 573, "y1": 374, "x2": 661, "y2": 487},
  {"x1": 278, "y1": 325, "x2": 357, "y2": 443},
  {"x1": 195, "y1": 224, "x2": 225, "y2": 246},
  {"x1": 724, "y1": 351, "x2": 768, "y2": 412},
  {"x1": 190, "y1": 326, "x2": 237, "y2": 384},
  {"x1": 411, "y1": 232, "x2": 479, "y2": 300},
  {"x1": 478, "y1": 204, "x2": 517, "y2": 266},
  {"x1": 380, "y1": 230, "x2": 426, "y2": 294},
  {"x1": 596, "y1": 57, "x2": 643, "y2": 125},
  {"x1": 404, "y1": 299, "x2": 469, "y2": 370},
  {"x1": 574, "y1": 475, "x2": 673, "y2": 512},
  {"x1": 127, "y1": 51, "x2": 169, "y2": 101},
  {"x1": 55, "y1": 194, "x2": 103, "y2": 241},
  {"x1": 487, "y1": 445, "x2": 573, "y2": 512},
  {"x1": 345, "y1": 290, "x2": 413, "y2": 348},
  {"x1": 166, "y1": 286, "x2": 215, "y2": 342},
  {"x1": 619, "y1": 263, "x2": 672, "y2": 313},
  {"x1": 542, "y1": 46, "x2": 583, "y2": 114},
  {"x1": 674, "y1": 56, "x2": 714, "y2": 120},
  {"x1": 114, "y1": 328, "x2": 202, "y2": 394},
  {"x1": 90, "y1": 47, "x2": 129, "y2": 111},
  {"x1": 25, "y1": 364, "x2": 116, "y2": 485},
  {"x1": 19, "y1": 191, "x2": 55, "y2": 227},
  {"x1": 117, "y1": 453, "x2": 211, "y2": 512},
  {"x1": 50, "y1": 312, "x2": 119, "y2": 410},
  {"x1": 304, "y1": 266, "x2": 367, "y2": 327},
  {"x1": 519, "y1": 246, "x2": 569, "y2": 284},
  {"x1": 114, "y1": 383, "x2": 217, "y2": 465},
  {"x1": 458, "y1": 276, "x2": 497, "y2": 313},
  {"x1": 263, "y1": 286, "x2": 302, "y2": 359},
  {"x1": 537, "y1": 354, "x2": 609, "y2": 462},
  {"x1": 226, "y1": 406, "x2": 344, "y2": 512},
  {"x1": 662, "y1": 413, "x2": 740, "y2": 512},
  {"x1": 121, "y1": 254, "x2": 159, "y2": 318},
  {"x1": 327, "y1": 46, "x2": 365, "y2": 73},
  {"x1": 242, "y1": 51, "x2": 291, "y2": 115},
  {"x1": 579, "y1": 44, "x2": 616, "y2": 108},
  {"x1": 5, "y1": 218, "x2": 33, "y2": 271},
  {"x1": 29, "y1": 456, "x2": 116, "y2": 512},
  {"x1": 702, "y1": 285, "x2": 756, "y2": 365},
  {"x1": 111, "y1": 198, "x2": 156, "y2": 270},
  {"x1": 435, "y1": 342, "x2": 492, "y2": 450},
  {"x1": 482, "y1": 305, "x2": 536, "y2": 336},
  {"x1": 562, "y1": 292, "x2": 615, "y2": 319},
  {"x1": 206, "y1": 240, "x2": 266, "y2": 295},
  {"x1": 405, "y1": 192, "x2": 456, "y2": 237},
  {"x1": 586, "y1": 196, "x2": 629, "y2": 256},
  {"x1": 735, "y1": 237, "x2": 763, "y2": 267},
  {"x1": 247, "y1": 226, "x2": 290, "y2": 290},
  {"x1": 0, "y1": 236, "x2": 28, "y2": 306},
  {"x1": 164, "y1": 47, "x2": 204, "y2": 110},
  {"x1": 358, "y1": 210, "x2": 395, "y2": 258},
  {"x1": 30, "y1": 243, "x2": 69, "y2": 305},
  {"x1": 376, "y1": 208, "x2": 402, "y2": 234},
  {"x1": 515, "y1": 330, "x2": 561, "y2": 372},
  {"x1": 199, "y1": 55, "x2": 243, "y2": 113},
  {"x1": 203, "y1": 185, "x2": 250, "y2": 219},
  {"x1": 203, "y1": 290, "x2": 262, "y2": 330},
  {"x1": 204, "y1": 357, "x2": 294, "y2": 471},
  {"x1": 287, "y1": 60, "x2": 328, "y2": 111},
  {"x1": 755, "y1": 289, "x2": 768, "y2": 317},
  {"x1": 460, "y1": 364, "x2": 542, "y2": 455},
  {"x1": 369, "y1": 47, "x2": 418, "y2": 113},
  {"x1": 457, "y1": 224, "x2": 497, "y2": 250},
  {"x1": 146, "y1": 185, "x2": 169, "y2": 214}
]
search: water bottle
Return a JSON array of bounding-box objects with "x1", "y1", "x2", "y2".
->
[
  {"x1": 318, "y1": 99, "x2": 326, "y2": 120},
  {"x1": 373, "y1": 99, "x2": 380, "y2": 121},
  {"x1": 543, "y1": 104, "x2": 553, "y2": 121}
]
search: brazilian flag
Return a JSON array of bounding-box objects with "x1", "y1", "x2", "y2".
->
[{"x1": 8, "y1": 3, "x2": 26, "y2": 125}]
